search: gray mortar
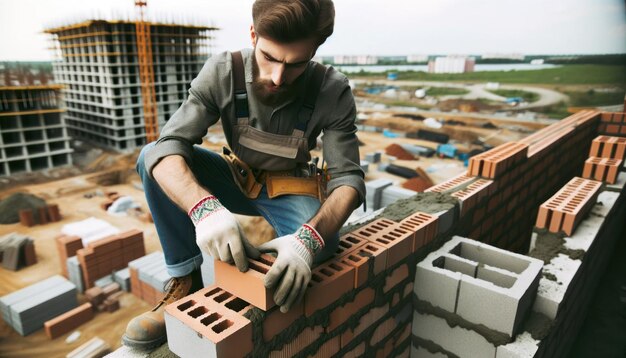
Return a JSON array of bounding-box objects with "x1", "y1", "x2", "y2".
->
[
  {"x1": 413, "y1": 293, "x2": 512, "y2": 346},
  {"x1": 147, "y1": 343, "x2": 178, "y2": 358},
  {"x1": 529, "y1": 230, "x2": 586, "y2": 264},
  {"x1": 412, "y1": 335, "x2": 459, "y2": 358},
  {"x1": 381, "y1": 192, "x2": 459, "y2": 222},
  {"x1": 521, "y1": 311, "x2": 553, "y2": 341},
  {"x1": 543, "y1": 272, "x2": 559, "y2": 282}
]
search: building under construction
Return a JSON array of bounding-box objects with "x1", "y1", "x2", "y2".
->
[
  {"x1": 45, "y1": 19, "x2": 217, "y2": 151},
  {"x1": 0, "y1": 85, "x2": 73, "y2": 176}
]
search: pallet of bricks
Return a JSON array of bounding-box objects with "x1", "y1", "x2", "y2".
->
[
  {"x1": 164, "y1": 210, "x2": 444, "y2": 357},
  {"x1": 128, "y1": 252, "x2": 171, "y2": 306},
  {"x1": 55, "y1": 229, "x2": 145, "y2": 292},
  {"x1": 18, "y1": 203, "x2": 61, "y2": 227}
]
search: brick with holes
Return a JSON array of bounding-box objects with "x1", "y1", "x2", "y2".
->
[
  {"x1": 165, "y1": 286, "x2": 253, "y2": 357},
  {"x1": 304, "y1": 260, "x2": 355, "y2": 316},
  {"x1": 214, "y1": 254, "x2": 276, "y2": 310}
]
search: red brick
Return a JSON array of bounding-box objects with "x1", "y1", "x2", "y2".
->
[
  {"x1": 305, "y1": 260, "x2": 355, "y2": 316},
  {"x1": 214, "y1": 254, "x2": 276, "y2": 311},
  {"x1": 44, "y1": 303, "x2": 93, "y2": 339},
  {"x1": 334, "y1": 233, "x2": 367, "y2": 258},
  {"x1": 341, "y1": 304, "x2": 389, "y2": 347},
  {"x1": 23, "y1": 241, "x2": 37, "y2": 266},
  {"x1": 425, "y1": 173, "x2": 474, "y2": 193},
  {"x1": 269, "y1": 326, "x2": 323, "y2": 358},
  {"x1": 18, "y1": 209, "x2": 35, "y2": 227},
  {"x1": 342, "y1": 341, "x2": 366, "y2": 358},
  {"x1": 339, "y1": 252, "x2": 369, "y2": 288},
  {"x1": 371, "y1": 316, "x2": 396, "y2": 346},
  {"x1": 383, "y1": 263, "x2": 409, "y2": 294},
  {"x1": 327, "y1": 287, "x2": 375, "y2": 332},
  {"x1": 467, "y1": 142, "x2": 528, "y2": 179},
  {"x1": 262, "y1": 301, "x2": 304, "y2": 342},
  {"x1": 398, "y1": 212, "x2": 438, "y2": 250},
  {"x1": 307, "y1": 336, "x2": 340, "y2": 357},
  {"x1": 47, "y1": 204, "x2": 62, "y2": 222}
]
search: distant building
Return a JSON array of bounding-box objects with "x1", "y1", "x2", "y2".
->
[
  {"x1": 481, "y1": 53, "x2": 525, "y2": 61},
  {"x1": 407, "y1": 55, "x2": 429, "y2": 63},
  {"x1": 332, "y1": 55, "x2": 378, "y2": 65},
  {"x1": 45, "y1": 19, "x2": 217, "y2": 151},
  {"x1": 428, "y1": 56, "x2": 475, "y2": 74},
  {"x1": 0, "y1": 85, "x2": 73, "y2": 176}
]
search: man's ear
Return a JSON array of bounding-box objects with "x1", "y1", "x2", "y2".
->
[{"x1": 250, "y1": 24, "x2": 256, "y2": 47}]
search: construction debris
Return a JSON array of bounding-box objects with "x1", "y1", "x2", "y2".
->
[{"x1": 385, "y1": 143, "x2": 416, "y2": 160}]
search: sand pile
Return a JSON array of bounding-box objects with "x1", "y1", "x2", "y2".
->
[{"x1": 0, "y1": 193, "x2": 47, "y2": 224}]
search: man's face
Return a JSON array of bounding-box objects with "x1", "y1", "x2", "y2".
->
[{"x1": 250, "y1": 26, "x2": 317, "y2": 106}]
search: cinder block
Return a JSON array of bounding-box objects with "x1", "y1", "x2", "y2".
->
[
  {"x1": 411, "y1": 344, "x2": 448, "y2": 358},
  {"x1": 214, "y1": 254, "x2": 276, "y2": 311},
  {"x1": 495, "y1": 332, "x2": 539, "y2": 358},
  {"x1": 412, "y1": 311, "x2": 496, "y2": 358},
  {"x1": 165, "y1": 286, "x2": 253, "y2": 358},
  {"x1": 532, "y1": 254, "x2": 582, "y2": 319}
]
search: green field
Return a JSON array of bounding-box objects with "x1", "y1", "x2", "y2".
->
[
  {"x1": 425, "y1": 87, "x2": 469, "y2": 96},
  {"x1": 487, "y1": 89, "x2": 540, "y2": 102},
  {"x1": 350, "y1": 65, "x2": 626, "y2": 86},
  {"x1": 566, "y1": 89, "x2": 626, "y2": 107}
]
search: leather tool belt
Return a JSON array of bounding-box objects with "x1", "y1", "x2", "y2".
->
[{"x1": 221, "y1": 147, "x2": 327, "y2": 203}]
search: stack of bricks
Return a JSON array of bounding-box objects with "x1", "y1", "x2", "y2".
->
[
  {"x1": 84, "y1": 283, "x2": 123, "y2": 313},
  {"x1": 76, "y1": 229, "x2": 145, "y2": 289},
  {"x1": 165, "y1": 211, "x2": 440, "y2": 357},
  {"x1": 597, "y1": 111, "x2": 626, "y2": 136},
  {"x1": 100, "y1": 191, "x2": 121, "y2": 211},
  {"x1": 426, "y1": 110, "x2": 601, "y2": 253},
  {"x1": 536, "y1": 177, "x2": 602, "y2": 235},
  {"x1": 581, "y1": 135, "x2": 625, "y2": 184},
  {"x1": 0, "y1": 233, "x2": 37, "y2": 271},
  {"x1": 411, "y1": 236, "x2": 543, "y2": 357},
  {"x1": 18, "y1": 204, "x2": 62, "y2": 227},
  {"x1": 128, "y1": 252, "x2": 171, "y2": 306},
  {"x1": 55, "y1": 235, "x2": 83, "y2": 277},
  {"x1": 43, "y1": 303, "x2": 94, "y2": 339}
]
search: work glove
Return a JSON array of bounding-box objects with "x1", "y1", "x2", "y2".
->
[
  {"x1": 188, "y1": 195, "x2": 260, "y2": 272},
  {"x1": 258, "y1": 224, "x2": 325, "y2": 313}
]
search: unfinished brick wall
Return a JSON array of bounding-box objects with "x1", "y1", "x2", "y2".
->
[
  {"x1": 160, "y1": 109, "x2": 626, "y2": 358},
  {"x1": 427, "y1": 110, "x2": 602, "y2": 252}
]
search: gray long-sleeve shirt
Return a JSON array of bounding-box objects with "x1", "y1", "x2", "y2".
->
[{"x1": 144, "y1": 48, "x2": 365, "y2": 205}]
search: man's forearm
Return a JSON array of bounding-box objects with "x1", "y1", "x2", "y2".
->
[
  {"x1": 307, "y1": 186, "x2": 359, "y2": 240},
  {"x1": 152, "y1": 155, "x2": 211, "y2": 212}
]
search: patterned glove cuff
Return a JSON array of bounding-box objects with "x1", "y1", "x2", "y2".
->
[
  {"x1": 188, "y1": 195, "x2": 225, "y2": 226},
  {"x1": 294, "y1": 224, "x2": 325, "y2": 257}
]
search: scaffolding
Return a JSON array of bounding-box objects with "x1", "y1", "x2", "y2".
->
[{"x1": 45, "y1": 16, "x2": 218, "y2": 151}]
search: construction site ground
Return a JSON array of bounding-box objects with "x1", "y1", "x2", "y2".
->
[{"x1": 0, "y1": 115, "x2": 534, "y2": 356}]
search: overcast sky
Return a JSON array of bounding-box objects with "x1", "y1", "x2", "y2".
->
[{"x1": 0, "y1": 0, "x2": 624, "y2": 61}]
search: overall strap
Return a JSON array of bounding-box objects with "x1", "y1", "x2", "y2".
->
[
  {"x1": 294, "y1": 63, "x2": 327, "y2": 133},
  {"x1": 231, "y1": 51, "x2": 249, "y2": 121}
]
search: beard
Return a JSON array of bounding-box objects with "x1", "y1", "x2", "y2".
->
[{"x1": 250, "y1": 51, "x2": 300, "y2": 107}]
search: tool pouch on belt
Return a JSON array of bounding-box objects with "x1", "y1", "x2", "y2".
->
[
  {"x1": 221, "y1": 147, "x2": 263, "y2": 200},
  {"x1": 266, "y1": 171, "x2": 328, "y2": 203}
]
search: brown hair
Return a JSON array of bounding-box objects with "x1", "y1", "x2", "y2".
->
[{"x1": 252, "y1": 0, "x2": 335, "y2": 46}]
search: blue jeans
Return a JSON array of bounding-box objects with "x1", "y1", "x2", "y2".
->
[{"x1": 136, "y1": 142, "x2": 339, "y2": 277}]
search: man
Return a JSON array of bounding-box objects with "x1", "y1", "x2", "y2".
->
[{"x1": 123, "y1": 0, "x2": 364, "y2": 349}]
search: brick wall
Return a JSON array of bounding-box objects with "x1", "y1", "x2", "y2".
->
[{"x1": 161, "y1": 109, "x2": 626, "y2": 357}]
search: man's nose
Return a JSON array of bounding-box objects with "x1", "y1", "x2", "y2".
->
[{"x1": 271, "y1": 64, "x2": 285, "y2": 87}]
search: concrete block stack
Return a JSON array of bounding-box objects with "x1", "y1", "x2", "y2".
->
[
  {"x1": 365, "y1": 178, "x2": 393, "y2": 210},
  {"x1": 66, "y1": 256, "x2": 84, "y2": 293},
  {"x1": 411, "y1": 236, "x2": 543, "y2": 356},
  {"x1": 0, "y1": 233, "x2": 37, "y2": 270},
  {"x1": 380, "y1": 185, "x2": 417, "y2": 207},
  {"x1": 0, "y1": 275, "x2": 77, "y2": 336},
  {"x1": 128, "y1": 252, "x2": 171, "y2": 306},
  {"x1": 165, "y1": 210, "x2": 441, "y2": 357},
  {"x1": 76, "y1": 229, "x2": 145, "y2": 289},
  {"x1": 114, "y1": 268, "x2": 131, "y2": 291},
  {"x1": 365, "y1": 151, "x2": 382, "y2": 163}
]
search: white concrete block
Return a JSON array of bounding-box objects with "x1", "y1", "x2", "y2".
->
[
  {"x1": 414, "y1": 249, "x2": 463, "y2": 313},
  {"x1": 495, "y1": 332, "x2": 539, "y2": 358},
  {"x1": 605, "y1": 172, "x2": 626, "y2": 192},
  {"x1": 165, "y1": 311, "x2": 220, "y2": 358},
  {"x1": 532, "y1": 254, "x2": 581, "y2": 320},
  {"x1": 201, "y1": 252, "x2": 215, "y2": 287},
  {"x1": 412, "y1": 311, "x2": 496, "y2": 358}
]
